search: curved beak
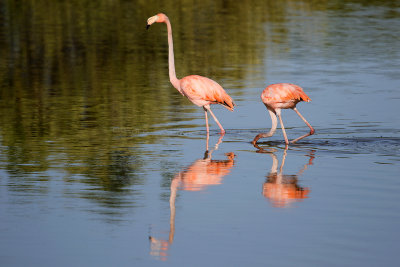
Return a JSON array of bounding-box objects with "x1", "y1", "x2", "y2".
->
[{"x1": 146, "y1": 15, "x2": 159, "y2": 30}]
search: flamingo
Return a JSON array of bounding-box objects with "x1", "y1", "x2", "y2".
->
[
  {"x1": 252, "y1": 83, "x2": 315, "y2": 145},
  {"x1": 146, "y1": 13, "x2": 235, "y2": 134}
]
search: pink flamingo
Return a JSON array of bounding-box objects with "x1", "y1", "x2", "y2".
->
[
  {"x1": 146, "y1": 13, "x2": 235, "y2": 134},
  {"x1": 252, "y1": 83, "x2": 315, "y2": 145}
]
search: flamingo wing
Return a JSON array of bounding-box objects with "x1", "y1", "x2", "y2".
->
[
  {"x1": 262, "y1": 83, "x2": 311, "y2": 103},
  {"x1": 180, "y1": 75, "x2": 235, "y2": 111}
]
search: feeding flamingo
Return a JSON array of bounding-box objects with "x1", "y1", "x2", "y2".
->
[
  {"x1": 146, "y1": 13, "x2": 235, "y2": 134},
  {"x1": 252, "y1": 83, "x2": 315, "y2": 145}
]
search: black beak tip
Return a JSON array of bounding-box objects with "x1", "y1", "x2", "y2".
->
[{"x1": 146, "y1": 24, "x2": 150, "y2": 30}]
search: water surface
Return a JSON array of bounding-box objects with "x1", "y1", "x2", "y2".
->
[{"x1": 0, "y1": 0, "x2": 399, "y2": 266}]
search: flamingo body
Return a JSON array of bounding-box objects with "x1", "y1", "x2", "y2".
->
[
  {"x1": 261, "y1": 83, "x2": 310, "y2": 110},
  {"x1": 180, "y1": 75, "x2": 235, "y2": 111},
  {"x1": 253, "y1": 83, "x2": 314, "y2": 145},
  {"x1": 147, "y1": 13, "x2": 234, "y2": 134}
]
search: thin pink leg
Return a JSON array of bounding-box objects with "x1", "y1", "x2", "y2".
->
[
  {"x1": 205, "y1": 105, "x2": 225, "y2": 134},
  {"x1": 206, "y1": 130, "x2": 209, "y2": 151},
  {"x1": 276, "y1": 109, "x2": 289, "y2": 145},
  {"x1": 291, "y1": 107, "x2": 315, "y2": 143},
  {"x1": 204, "y1": 107, "x2": 210, "y2": 134}
]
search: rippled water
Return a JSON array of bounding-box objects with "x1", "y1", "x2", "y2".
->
[{"x1": 0, "y1": 0, "x2": 399, "y2": 266}]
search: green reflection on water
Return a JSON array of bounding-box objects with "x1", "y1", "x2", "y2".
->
[
  {"x1": 0, "y1": 0, "x2": 274, "y2": 190},
  {"x1": 0, "y1": 0, "x2": 397, "y2": 200}
]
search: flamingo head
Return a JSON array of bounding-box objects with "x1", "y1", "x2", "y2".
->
[{"x1": 146, "y1": 13, "x2": 168, "y2": 29}]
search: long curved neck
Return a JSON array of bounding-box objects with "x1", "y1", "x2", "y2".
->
[
  {"x1": 268, "y1": 109, "x2": 278, "y2": 136},
  {"x1": 164, "y1": 18, "x2": 181, "y2": 91},
  {"x1": 251, "y1": 108, "x2": 278, "y2": 145}
]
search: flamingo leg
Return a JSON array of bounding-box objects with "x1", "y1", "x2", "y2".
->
[
  {"x1": 203, "y1": 107, "x2": 210, "y2": 134},
  {"x1": 205, "y1": 131, "x2": 209, "y2": 151},
  {"x1": 291, "y1": 107, "x2": 315, "y2": 143},
  {"x1": 205, "y1": 105, "x2": 225, "y2": 134},
  {"x1": 276, "y1": 109, "x2": 289, "y2": 145}
]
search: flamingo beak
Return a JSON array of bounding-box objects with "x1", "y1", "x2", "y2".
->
[{"x1": 146, "y1": 15, "x2": 159, "y2": 30}]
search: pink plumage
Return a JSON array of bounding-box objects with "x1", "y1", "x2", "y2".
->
[
  {"x1": 253, "y1": 83, "x2": 314, "y2": 145},
  {"x1": 180, "y1": 75, "x2": 235, "y2": 111},
  {"x1": 147, "y1": 13, "x2": 235, "y2": 135},
  {"x1": 261, "y1": 83, "x2": 310, "y2": 110}
]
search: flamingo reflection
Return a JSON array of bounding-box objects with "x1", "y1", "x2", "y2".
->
[
  {"x1": 150, "y1": 135, "x2": 235, "y2": 260},
  {"x1": 254, "y1": 143, "x2": 314, "y2": 208}
]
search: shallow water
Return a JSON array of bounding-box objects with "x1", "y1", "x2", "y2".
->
[{"x1": 0, "y1": 0, "x2": 400, "y2": 266}]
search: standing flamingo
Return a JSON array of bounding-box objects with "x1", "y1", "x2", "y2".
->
[
  {"x1": 252, "y1": 83, "x2": 315, "y2": 145},
  {"x1": 146, "y1": 13, "x2": 235, "y2": 134}
]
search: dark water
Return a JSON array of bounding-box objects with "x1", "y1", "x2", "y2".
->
[{"x1": 0, "y1": 0, "x2": 399, "y2": 266}]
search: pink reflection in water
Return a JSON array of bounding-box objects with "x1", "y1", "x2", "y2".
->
[
  {"x1": 149, "y1": 134, "x2": 235, "y2": 260},
  {"x1": 255, "y1": 144, "x2": 314, "y2": 208}
]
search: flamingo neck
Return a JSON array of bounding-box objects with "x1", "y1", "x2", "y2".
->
[
  {"x1": 164, "y1": 18, "x2": 181, "y2": 92},
  {"x1": 268, "y1": 109, "x2": 278, "y2": 136},
  {"x1": 251, "y1": 108, "x2": 278, "y2": 144}
]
